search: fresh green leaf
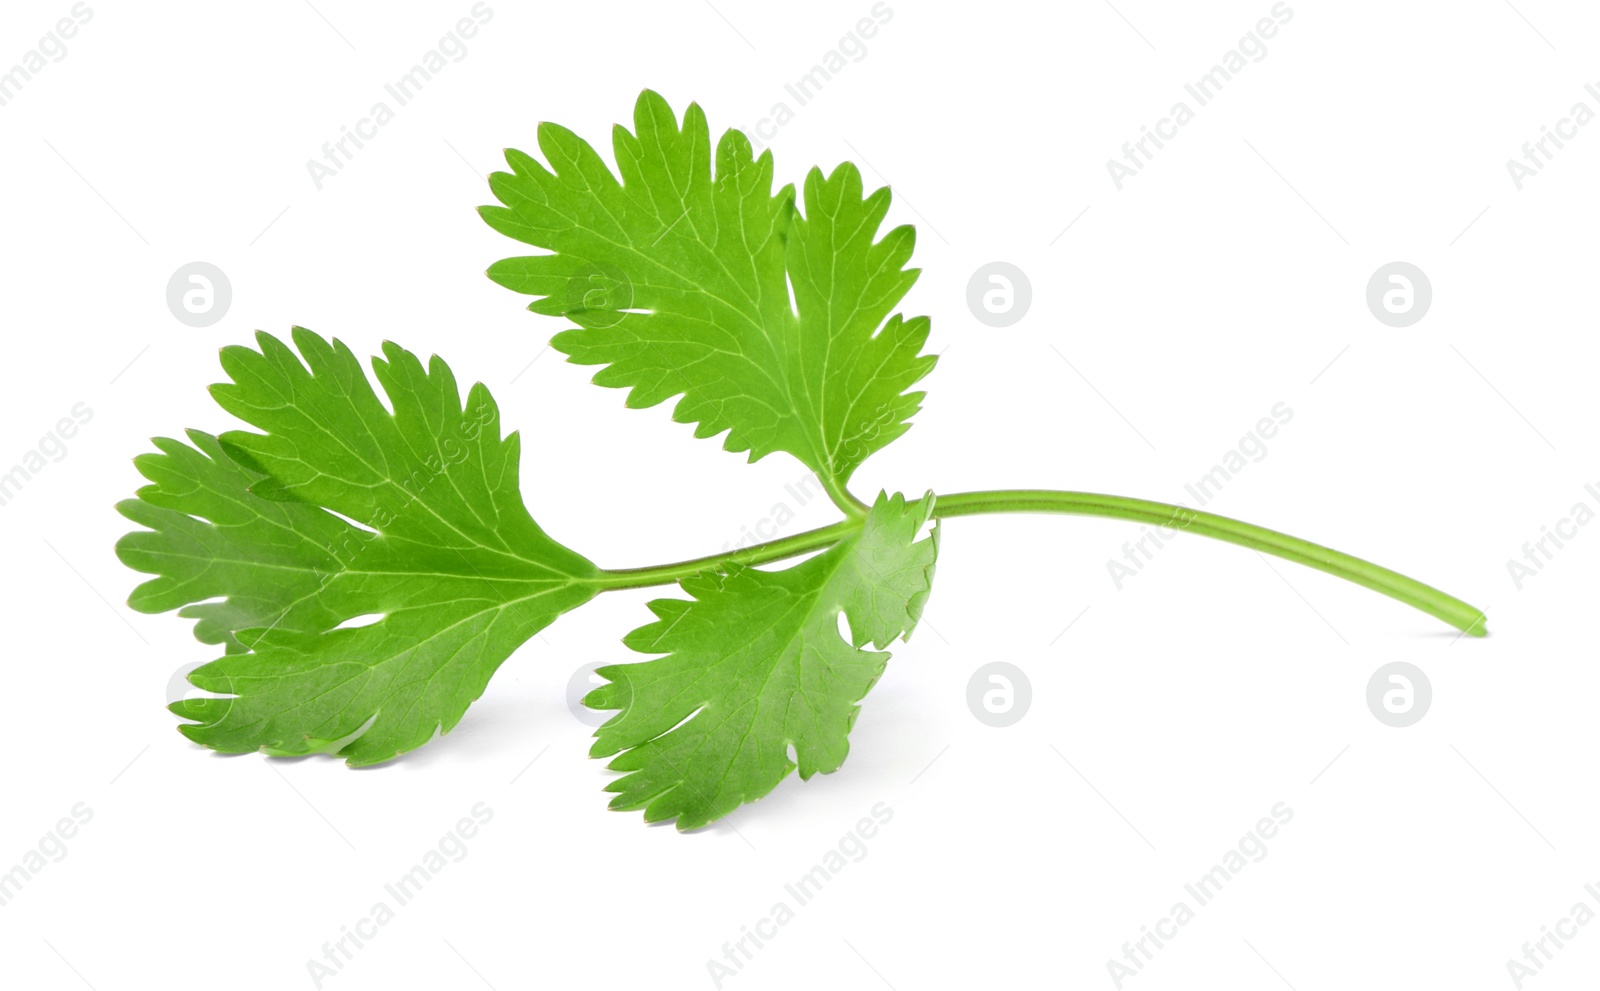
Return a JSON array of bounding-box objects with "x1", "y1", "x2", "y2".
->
[
  {"x1": 116, "y1": 429, "x2": 358, "y2": 654},
  {"x1": 480, "y1": 89, "x2": 936, "y2": 494},
  {"x1": 114, "y1": 90, "x2": 1491, "y2": 827},
  {"x1": 585, "y1": 491, "x2": 938, "y2": 829},
  {"x1": 117, "y1": 328, "x2": 600, "y2": 765}
]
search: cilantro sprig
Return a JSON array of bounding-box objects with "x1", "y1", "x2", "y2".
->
[{"x1": 118, "y1": 90, "x2": 1487, "y2": 829}]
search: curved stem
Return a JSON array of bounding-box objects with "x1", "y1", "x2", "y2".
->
[
  {"x1": 594, "y1": 518, "x2": 858, "y2": 590},
  {"x1": 932, "y1": 490, "x2": 1488, "y2": 637},
  {"x1": 819, "y1": 473, "x2": 870, "y2": 520},
  {"x1": 594, "y1": 488, "x2": 1489, "y2": 637}
]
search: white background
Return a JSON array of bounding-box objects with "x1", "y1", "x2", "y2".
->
[{"x1": 1, "y1": 1, "x2": 1597, "y2": 988}]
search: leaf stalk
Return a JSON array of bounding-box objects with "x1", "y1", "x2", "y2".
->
[{"x1": 595, "y1": 488, "x2": 1489, "y2": 636}]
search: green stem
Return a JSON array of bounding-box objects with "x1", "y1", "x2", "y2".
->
[
  {"x1": 819, "y1": 473, "x2": 870, "y2": 520},
  {"x1": 595, "y1": 488, "x2": 1489, "y2": 637},
  {"x1": 593, "y1": 518, "x2": 858, "y2": 590},
  {"x1": 933, "y1": 490, "x2": 1487, "y2": 637}
]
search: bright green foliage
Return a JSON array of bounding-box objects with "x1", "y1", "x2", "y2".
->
[
  {"x1": 117, "y1": 328, "x2": 600, "y2": 765},
  {"x1": 585, "y1": 492, "x2": 938, "y2": 829},
  {"x1": 117, "y1": 90, "x2": 1484, "y2": 828},
  {"x1": 480, "y1": 89, "x2": 935, "y2": 490}
]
